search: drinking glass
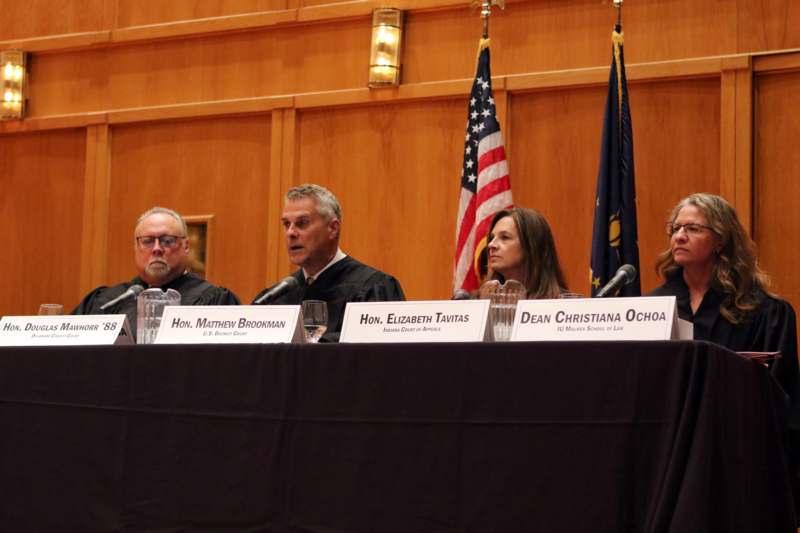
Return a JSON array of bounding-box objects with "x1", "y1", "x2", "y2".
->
[
  {"x1": 38, "y1": 304, "x2": 63, "y2": 316},
  {"x1": 302, "y1": 300, "x2": 328, "y2": 343}
]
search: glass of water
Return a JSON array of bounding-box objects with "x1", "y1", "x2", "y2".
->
[
  {"x1": 38, "y1": 304, "x2": 63, "y2": 315},
  {"x1": 302, "y1": 300, "x2": 328, "y2": 343}
]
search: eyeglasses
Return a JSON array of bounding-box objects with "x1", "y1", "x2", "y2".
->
[
  {"x1": 666, "y1": 222, "x2": 714, "y2": 237},
  {"x1": 135, "y1": 235, "x2": 185, "y2": 250}
]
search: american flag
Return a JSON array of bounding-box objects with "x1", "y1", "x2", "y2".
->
[{"x1": 453, "y1": 41, "x2": 513, "y2": 292}]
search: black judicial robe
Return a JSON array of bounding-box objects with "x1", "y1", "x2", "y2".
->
[
  {"x1": 252, "y1": 256, "x2": 405, "y2": 342},
  {"x1": 651, "y1": 271, "x2": 800, "y2": 517},
  {"x1": 72, "y1": 273, "x2": 240, "y2": 337}
]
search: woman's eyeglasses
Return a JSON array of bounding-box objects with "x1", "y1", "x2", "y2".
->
[{"x1": 665, "y1": 223, "x2": 714, "y2": 237}]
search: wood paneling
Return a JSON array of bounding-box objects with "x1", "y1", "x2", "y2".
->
[
  {"x1": 510, "y1": 77, "x2": 721, "y2": 295},
  {"x1": 80, "y1": 124, "x2": 112, "y2": 294},
  {"x1": 296, "y1": 100, "x2": 466, "y2": 301},
  {"x1": 720, "y1": 57, "x2": 753, "y2": 231},
  {"x1": 0, "y1": 0, "x2": 106, "y2": 41},
  {"x1": 738, "y1": 0, "x2": 800, "y2": 52},
  {"x1": 0, "y1": 129, "x2": 86, "y2": 315},
  {"x1": 107, "y1": 115, "x2": 272, "y2": 303},
  {"x1": 13, "y1": 0, "x2": 795, "y2": 120},
  {"x1": 28, "y1": 48, "x2": 111, "y2": 117},
  {"x1": 403, "y1": 0, "x2": 735, "y2": 86},
  {"x1": 25, "y1": 19, "x2": 369, "y2": 117},
  {"x1": 116, "y1": 0, "x2": 289, "y2": 28},
  {"x1": 754, "y1": 69, "x2": 800, "y2": 311},
  {"x1": 627, "y1": 78, "x2": 721, "y2": 291}
]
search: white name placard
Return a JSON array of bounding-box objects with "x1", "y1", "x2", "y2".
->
[
  {"x1": 154, "y1": 305, "x2": 303, "y2": 344},
  {"x1": 0, "y1": 315, "x2": 133, "y2": 346},
  {"x1": 340, "y1": 300, "x2": 489, "y2": 343},
  {"x1": 510, "y1": 296, "x2": 692, "y2": 342}
]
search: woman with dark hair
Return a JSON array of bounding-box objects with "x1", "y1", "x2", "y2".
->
[
  {"x1": 650, "y1": 193, "x2": 799, "y2": 513},
  {"x1": 485, "y1": 207, "x2": 573, "y2": 299}
]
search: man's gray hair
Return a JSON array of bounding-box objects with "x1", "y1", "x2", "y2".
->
[
  {"x1": 286, "y1": 184, "x2": 342, "y2": 222},
  {"x1": 135, "y1": 206, "x2": 188, "y2": 236}
]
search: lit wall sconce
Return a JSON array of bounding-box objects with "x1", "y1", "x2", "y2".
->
[
  {"x1": 368, "y1": 8, "x2": 403, "y2": 88},
  {"x1": 1, "y1": 50, "x2": 27, "y2": 120}
]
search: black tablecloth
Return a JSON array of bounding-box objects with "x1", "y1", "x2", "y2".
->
[{"x1": 0, "y1": 341, "x2": 795, "y2": 532}]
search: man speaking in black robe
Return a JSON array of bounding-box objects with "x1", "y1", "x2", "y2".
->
[
  {"x1": 252, "y1": 184, "x2": 404, "y2": 342},
  {"x1": 73, "y1": 206, "x2": 240, "y2": 336}
]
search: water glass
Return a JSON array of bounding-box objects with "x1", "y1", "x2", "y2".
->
[
  {"x1": 302, "y1": 300, "x2": 328, "y2": 343},
  {"x1": 38, "y1": 304, "x2": 63, "y2": 316}
]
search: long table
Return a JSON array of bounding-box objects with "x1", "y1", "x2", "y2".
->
[{"x1": 0, "y1": 341, "x2": 795, "y2": 532}]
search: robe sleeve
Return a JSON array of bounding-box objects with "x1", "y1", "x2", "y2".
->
[
  {"x1": 753, "y1": 298, "x2": 799, "y2": 406},
  {"x1": 195, "y1": 285, "x2": 241, "y2": 306},
  {"x1": 350, "y1": 274, "x2": 406, "y2": 303},
  {"x1": 71, "y1": 285, "x2": 123, "y2": 315},
  {"x1": 319, "y1": 274, "x2": 405, "y2": 343}
]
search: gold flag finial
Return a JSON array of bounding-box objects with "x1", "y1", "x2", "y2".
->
[{"x1": 471, "y1": 0, "x2": 505, "y2": 39}]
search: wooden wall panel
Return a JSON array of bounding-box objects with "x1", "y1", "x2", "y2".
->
[
  {"x1": 28, "y1": 48, "x2": 110, "y2": 117},
  {"x1": 15, "y1": 0, "x2": 797, "y2": 119},
  {"x1": 296, "y1": 100, "x2": 467, "y2": 301},
  {"x1": 403, "y1": 0, "x2": 735, "y2": 85},
  {"x1": 738, "y1": 0, "x2": 800, "y2": 52},
  {"x1": 0, "y1": 129, "x2": 86, "y2": 315},
  {"x1": 510, "y1": 77, "x2": 721, "y2": 295},
  {"x1": 25, "y1": 20, "x2": 369, "y2": 117},
  {"x1": 107, "y1": 115, "x2": 272, "y2": 303},
  {"x1": 0, "y1": 0, "x2": 106, "y2": 40},
  {"x1": 116, "y1": 0, "x2": 289, "y2": 28},
  {"x1": 631, "y1": 78, "x2": 721, "y2": 291},
  {"x1": 754, "y1": 70, "x2": 800, "y2": 312}
]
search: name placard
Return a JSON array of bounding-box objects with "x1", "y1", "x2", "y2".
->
[
  {"x1": 340, "y1": 300, "x2": 489, "y2": 343},
  {"x1": 510, "y1": 296, "x2": 691, "y2": 342},
  {"x1": 0, "y1": 315, "x2": 133, "y2": 346},
  {"x1": 154, "y1": 305, "x2": 303, "y2": 344}
]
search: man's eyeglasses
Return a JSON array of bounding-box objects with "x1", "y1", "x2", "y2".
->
[
  {"x1": 666, "y1": 222, "x2": 714, "y2": 237},
  {"x1": 135, "y1": 235, "x2": 185, "y2": 250}
]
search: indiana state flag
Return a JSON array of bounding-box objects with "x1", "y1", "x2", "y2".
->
[{"x1": 590, "y1": 25, "x2": 641, "y2": 297}]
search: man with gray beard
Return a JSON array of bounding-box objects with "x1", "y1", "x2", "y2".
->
[{"x1": 72, "y1": 206, "x2": 239, "y2": 335}]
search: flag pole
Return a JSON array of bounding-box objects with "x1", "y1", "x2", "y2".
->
[
  {"x1": 614, "y1": 0, "x2": 622, "y2": 30},
  {"x1": 472, "y1": 0, "x2": 505, "y2": 41}
]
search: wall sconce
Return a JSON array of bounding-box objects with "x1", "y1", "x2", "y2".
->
[
  {"x1": 368, "y1": 8, "x2": 403, "y2": 88},
  {"x1": 1, "y1": 50, "x2": 27, "y2": 120}
]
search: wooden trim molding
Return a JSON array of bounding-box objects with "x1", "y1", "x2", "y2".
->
[
  {"x1": 79, "y1": 123, "x2": 112, "y2": 294},
  {"x1": 0, "y1": 54, "x2": 761, "y2": 136},
  {"x1": 720, "y1": 56, "x2": 753, "y2": 232}
]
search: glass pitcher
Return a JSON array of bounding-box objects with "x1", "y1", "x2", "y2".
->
[{"x1": 136, "y1": 288, "x2": 181, "y2": 344}]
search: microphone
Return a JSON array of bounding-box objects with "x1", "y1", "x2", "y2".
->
[
  {"x1": 595, "y1": 264, "x2": 637, "y2": 298},
  {"x1": 99, "y1": 284, "x2": 144, "y2": 310},
  {"x1": 254, "y1": 276, "x2": 299, "y2": 304},
  {"x1": 452, "y1": 289, "x2": 471, "y2": 300}
]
